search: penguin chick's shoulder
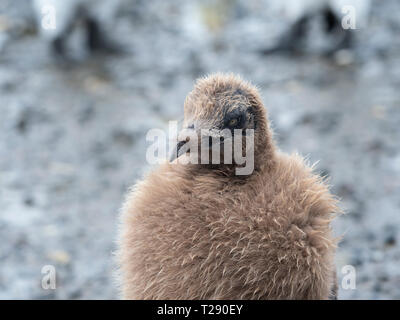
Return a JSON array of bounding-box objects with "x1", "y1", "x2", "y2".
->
[{"x1": 118, "y1": 73, "x2": 340, "y2": 300}]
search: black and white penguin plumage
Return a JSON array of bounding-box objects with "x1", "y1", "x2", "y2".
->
[
  {"x1": 264, "y1": 0, "x2": 371, "y2": 55},
  {"x1": 32, "y1": 0, "x2": 122, "y2": 61}
]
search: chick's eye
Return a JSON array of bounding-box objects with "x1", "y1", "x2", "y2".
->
[{"x1": 228, "y1": 118, "x2": 239, "y2": 127}]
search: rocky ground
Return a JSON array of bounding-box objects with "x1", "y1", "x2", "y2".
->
[{"x1": 0, "y1": 0, "x2": 399, "y2": 299}]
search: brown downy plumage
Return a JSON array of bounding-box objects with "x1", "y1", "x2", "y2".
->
[{"x1": 118, "y1": 73, "x2": 340, "y2": 300}]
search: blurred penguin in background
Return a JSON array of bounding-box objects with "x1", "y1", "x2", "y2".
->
[
  {"x1": 32, "y1": 0, "x2": 123, "y2": 61},
  {"x1": 264, "y1": 0, "x2": 371, "y2": 56}
]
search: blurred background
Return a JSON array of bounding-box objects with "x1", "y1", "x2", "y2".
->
[{"x1": 0, "y1": 0, "x2": 399, "y2": 299}]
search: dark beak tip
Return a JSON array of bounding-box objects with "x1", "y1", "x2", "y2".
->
[{"x1": 170, "y1": 140, "x2": 187, "y2": 162}]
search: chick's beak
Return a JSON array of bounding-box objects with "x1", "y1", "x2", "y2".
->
[
  {"x1": 170, "y1": 122, "x2": 198, "y2": 162},
  {"x1": 169, "y1": 122, "x2": 220, "y2": 162},
  {"x1": 169, "y1": 140, "x2": 188, "y2": 162}
]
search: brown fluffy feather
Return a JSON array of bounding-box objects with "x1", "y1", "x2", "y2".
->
[{"x1": 118, "y1": 73, "x2": 340, "y2": 299}]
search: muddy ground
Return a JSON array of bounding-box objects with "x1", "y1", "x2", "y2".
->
[{"x1": 0, "y1": 0, "x2": 399, "y2": 299}]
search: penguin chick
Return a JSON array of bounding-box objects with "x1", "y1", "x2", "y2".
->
[{"x1": 118, "y1": 73, "x2": 340, "y2": 300}]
